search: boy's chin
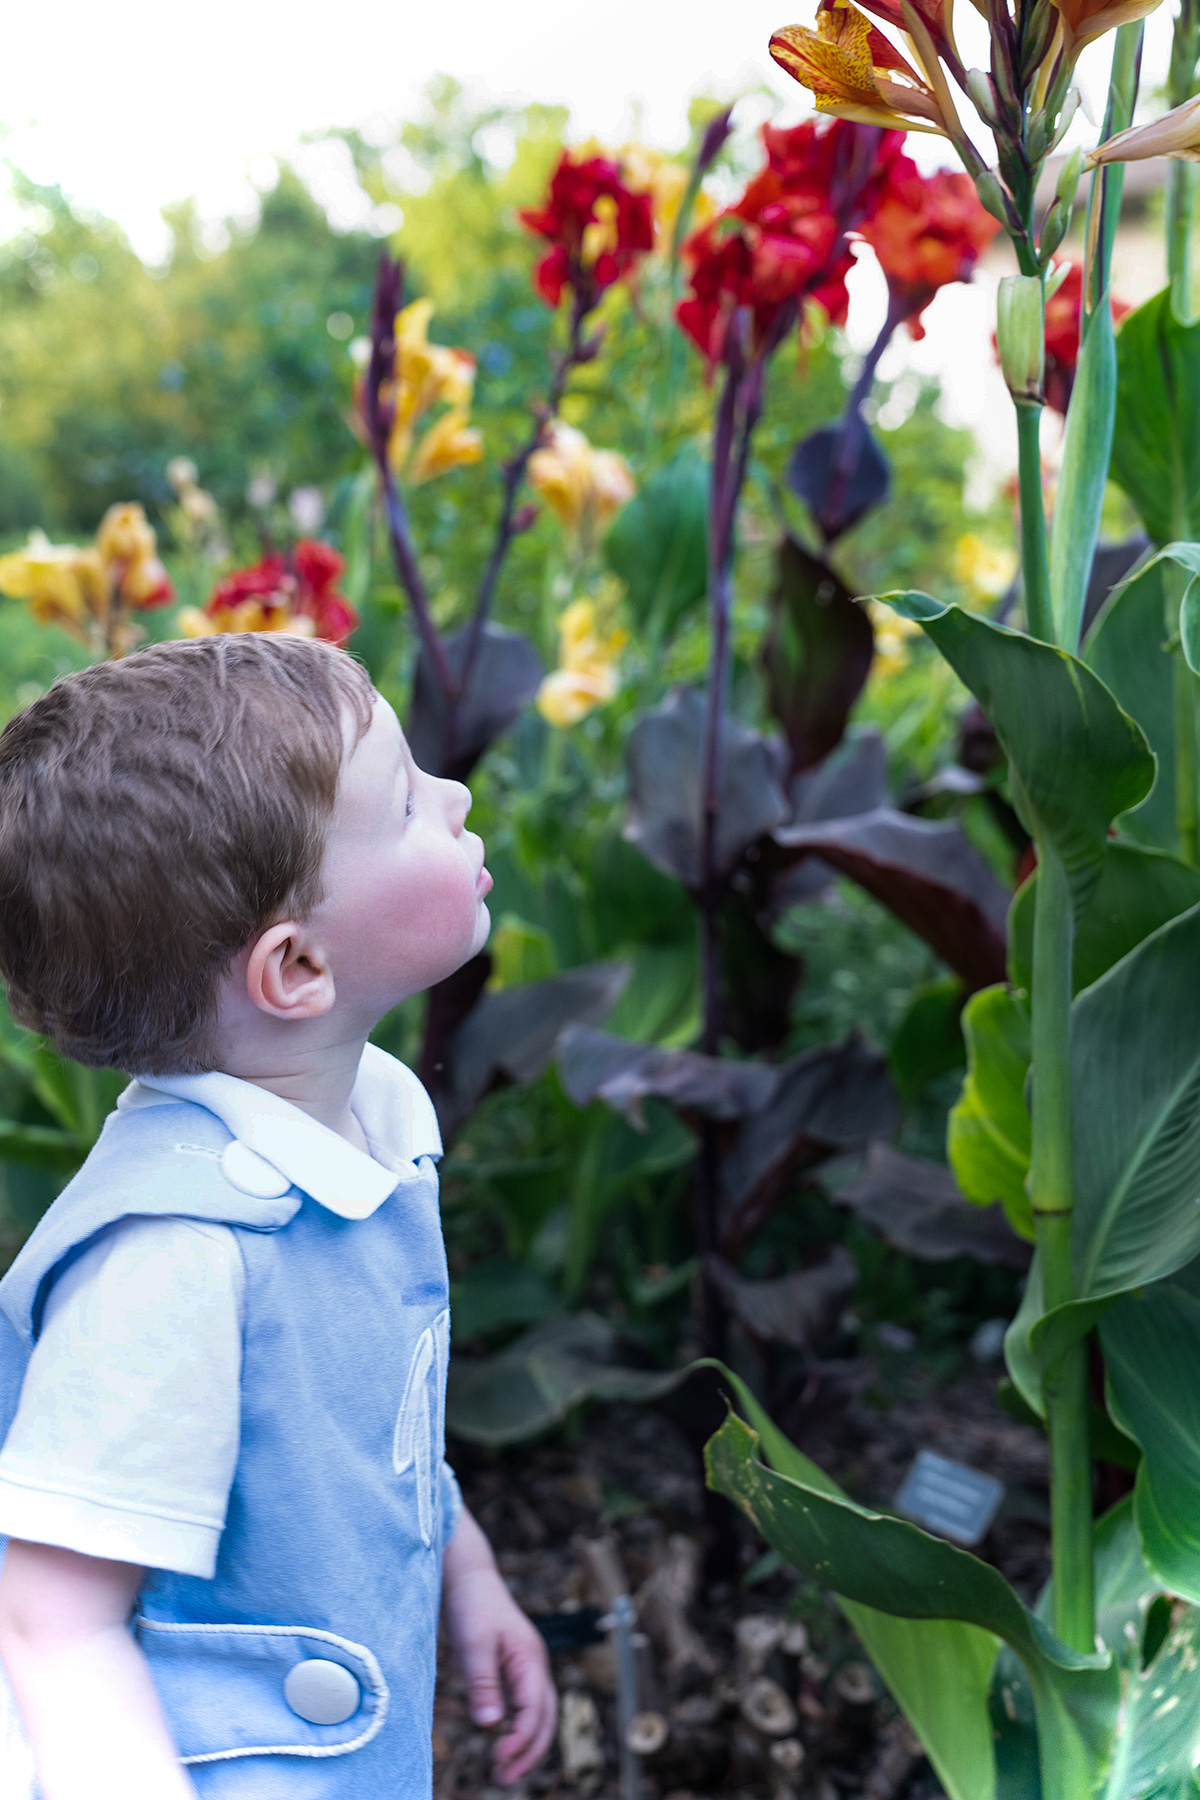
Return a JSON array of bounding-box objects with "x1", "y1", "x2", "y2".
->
[{"x1": 469, "y1": 903, "x2": 492, "y2": 957}]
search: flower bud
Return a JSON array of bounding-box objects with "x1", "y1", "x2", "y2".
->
[
  {"x1": 696, "y1": 105, "x2": 735, "y2": 175},
  {"x1": 1039, "y1": 197, "x2": 1071, "y2": 262},
  {"x1": 974, "y1": 172, "x2": 1014, "y2": 230},
  {"x1": 965, "y1": 69, "x2": 999, "y2": 128},
  {"x1": 1049, "y1": 90, "x2": 1082, "y2": 155},
  {"x1": 1054, "y1": 145, "x2": 1085, "y2": 210},
  {"x1": 996, "y1": 274, "x2": 1045, "y2": 402}
]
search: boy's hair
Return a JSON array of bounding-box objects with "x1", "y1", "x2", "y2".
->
[{"x1": 0, "y1": 634, "x2": 374, "y2": 1074}]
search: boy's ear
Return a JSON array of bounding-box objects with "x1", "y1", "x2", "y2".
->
[{"x1": 245, "y1": 922, "x2": 335, "y2": 1021}]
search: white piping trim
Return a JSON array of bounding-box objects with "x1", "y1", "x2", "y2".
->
[{"x1": 135, "y1": 1618, "x2": 389, "y2": 1762}]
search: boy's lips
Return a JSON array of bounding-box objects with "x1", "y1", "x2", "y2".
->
[{"x1": 476, "y1": 865, "x2": 493, "y2": 898}]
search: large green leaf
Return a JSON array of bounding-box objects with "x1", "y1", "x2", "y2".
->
[
  {"x1": 991, "y1": 1498, "x2": 1171, "y2": 1800},
  {"x1": 1008, "y1": 843, "x2": 1200, "y2": 997},
  {"x1": 1007, "y1": 902, "x2": 1200, "y2": 1413},
  {"x1": 1071, "y1": 902, "x2": 1200, "y2": 1300},
  {"x1": 704, "y1": 1375, "x2": 1114, "y2": 1800},
  {"x1": 883, "y1": 595, "x2": 1153, "y2": 917},
  {"x1": 604, "y1": 446, "x2": 708, "y2": 636},
  {"x1": 1111, "y1": 288, "x2": 1200, "y2": 548},
  {"x1": 947, "y1": 985, "x2": 1032, "y2": 1239},
  {"x1": 1101, "y1": 1258, "x2": 1200, "y2": 1603},
  {"x1": 1084, "y1": 561, "x2": 1175, "y2": 851},
  {"x1": 705, "y1": 1372, "x2": 1000, "y2": 1800}
]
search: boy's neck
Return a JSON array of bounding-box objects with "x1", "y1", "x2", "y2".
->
[{"x1": 218, "y1": 1033, "x2": 372, "y2": 1152}]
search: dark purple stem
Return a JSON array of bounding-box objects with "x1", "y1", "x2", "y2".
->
[
  {"x1": 363, "y1": 256, "x2": 458, "y2": 700},
  {"x1": 821, "y1": 289, "x2": 908, "y2": 537},
  {"x1": 457, "y1": 286, "x2": 594, "y2": 702}
]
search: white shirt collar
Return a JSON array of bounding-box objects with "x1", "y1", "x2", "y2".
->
[{"x1": 117, "y1": 1043, "x2": 442, "y2": 1222}]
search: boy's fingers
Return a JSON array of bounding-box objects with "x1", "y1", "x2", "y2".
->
[
  {"x1": 492, "y1": 1630, "x2": 556, "y2": 1783},
  {"x1": 458, "y1": 1632, "x2": 506, "y2": 1727}
]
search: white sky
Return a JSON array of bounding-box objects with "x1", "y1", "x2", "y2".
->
[{"x1": 0, "y1": 0, "x2": 1182, "y2": 490}]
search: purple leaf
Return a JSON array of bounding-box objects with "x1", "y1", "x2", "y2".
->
[
  {"x1": 770, "y1": 808, "x2": 1009, "y2": 992},
  {"x1": 624, "y1": 687, "x2": 788, "y2": 891},
  {"x1": 786, "y1": 422, "x2": 890, "y2": 544},
  {"x1": 408, "y1": 622, "x2": 543, "y2": 782},
  {"x1": 435, "y1": 962, "x2": 630, "y2": 1138},
  {"x1": 835, "y1": 1142, "x2": 1030, "y2": 1270},
  {"x1": 705, "y1": 1245, "x2": 858, "y2": 1351},
  {"x1": 761, "y1": 538, "x2": 875, "y2": 776},
  {"x1": 718, "y1": 1034, "x2": 899, "y2": 1254},
  {"x1": 556, "y1": 1024, "x2": 777, "y2": 1127}
]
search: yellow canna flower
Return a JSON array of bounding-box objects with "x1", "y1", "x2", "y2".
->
[
  {"x1": 388, "y1": 298, "x2": 479, "y2": 471},
  {"x1": 408, "y1": 408, "x2": 485, "y2": 486},
  {"x1": 528, "y1": 423, "x2": 636, "y2": 549},
  {"x1": 953, "y1": 533, "x2": 1018, "y2": 601},
  {"x1": 867, "y1": 600, "x2": 922, "y2": 677},
  {"x1": 537, "y1": 597, "x2": 630, "y2": 727},
  {"x1": 178, "y1": 600, "x2": 316, "y2": 639},
  {"x1": 0, "y1": 535, "x2": 108, "y2": 630},
  {"x1": 1088, "y1": 90, "x2": 1200, "y2": 168},
  {"x1": 769, "y1": 2, "x2": 949, "y2": 134},
  {"x1": 96, "y1": 502, "x2": 158, "y2": 569}
]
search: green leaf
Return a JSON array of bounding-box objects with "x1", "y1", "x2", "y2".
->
[
  {"x1": 880, "y1": 596, "x2": 1154, "y2": 918},
  {"x1": 888, "y1": 978, "x2": 966, "y2": 1103},
  {"x1": 990, "y1": 1497, "x2": 1167, "y2": 1799},
  {"x1": 1084, "y1": 559, "x2": 1175, "y2": 850},
  {"x1": 0, "y1": 1120, "x2": 84, "y2": 1173},
  {"x1": 1101, "y1": 1260, "x2": 1200, "y2": 1603},
  {"x1": 705, "y1": 1407, "x2": 1114, "y2": 1800},
  {"x1": 1181, "y1": 575, "x2": 1200, "y2": 676},
  {"x1": 448, "y1": 1257, "x2": 558, "y2": 1342},
  {"x1": 1071, "y1": 902, "x2": 1200, "y2": 1301},
  {"x1": 1050, "y1": 293, "x2": 1116, "y2": 653},
  {"x1": 701, "y1": 1367, "x2": 999, "y2": 1800},
  {"x1": 446, "y1": 1313, "x2": 683, "y2": 1447},
  {"x1": 1010, "y1": 901, "x2": 1200, "y2": 1413},
  {"x1": 948, "y1": 985, "x2": 1032, "y2": 1239},
  {"x1": 1008, "y1": 842, "x2": 1200, "y2": 997},
  {"x1": 1111, "y1": 287, "x2": 1200, "y2": 546},
  {"x1": 604, "y1": 446, "x2": 708, "y2": 636}
]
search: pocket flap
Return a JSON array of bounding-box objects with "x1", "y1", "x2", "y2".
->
[{"x1": 135, "y1": 1617, "x2": 388, "y2": 1763}]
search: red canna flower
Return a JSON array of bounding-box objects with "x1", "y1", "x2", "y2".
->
[
  {"x1": 184, "y1": 540, "x2": 358, "y2": 646},
  {"x1": 859, "y1": 155, "x2": 1000, "y2": 339},
  {"x1": 1041, "y1": 263, "x2": 1132, "y2": 414},
  {"x1": 519, "y1": 152, "x2": 654, "y2": 309},
  {"x1": 676, "y1": 118, "x2": 903, "y2": 368}
]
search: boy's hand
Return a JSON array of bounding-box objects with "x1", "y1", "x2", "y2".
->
[{"x1": 441, "y1": 1507, "x2": 557, "y2": 1785}]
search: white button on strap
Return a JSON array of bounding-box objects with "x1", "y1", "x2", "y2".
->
[
  {"x1": 283, "y1": 1658, "x2": 361, "y2": 1725},
  {"x1": 220, "y1": 1139, "x2": 292, "y2": 1199}
]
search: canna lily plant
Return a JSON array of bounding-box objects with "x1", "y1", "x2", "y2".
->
[{"x1": 695, "y1": 1, "x2": 1200, "y2": 1797}]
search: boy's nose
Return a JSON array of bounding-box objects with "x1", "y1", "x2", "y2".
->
[{"x1": 442, "y1": 779, "x2": 471, "y2": 829}]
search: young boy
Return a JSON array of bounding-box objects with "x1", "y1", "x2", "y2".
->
[{"x1": 0, "y1": 633, "x2": 556, "y2": 1798}]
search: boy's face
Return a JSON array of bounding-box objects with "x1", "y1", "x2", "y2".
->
[{"x1": 310, "y1": 694, "x2": 492, "y2": 1015}]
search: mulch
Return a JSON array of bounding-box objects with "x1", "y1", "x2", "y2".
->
[{"x1": 434, "y1": 1351, "x2": 1049, "y2": 1800}]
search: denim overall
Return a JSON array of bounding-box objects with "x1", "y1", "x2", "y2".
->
[{"x1": 0, "y1": 1082, "x2": 455, "y2": 1797}]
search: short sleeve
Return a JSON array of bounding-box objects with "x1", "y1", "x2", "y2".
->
[
  {"x1": 440, "y1": 1461, "x2": 463, "y2": 1548},
  {"x1": 0, "y1": 1216, "x2": 243, "y2": 1579}
]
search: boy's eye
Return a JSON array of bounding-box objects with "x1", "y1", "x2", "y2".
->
[{"x1": 404, "y1": 788, "x2": 417, "y2": 820}]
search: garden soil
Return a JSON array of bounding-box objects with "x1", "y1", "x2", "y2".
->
[{"x1": 436, "y1": 1357, "x2": 1051, "y2": 1800}]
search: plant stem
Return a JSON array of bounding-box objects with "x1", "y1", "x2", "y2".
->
[
  {"x1": 1029, "y1": 843, "x2": 1095, "y2": 1652},
  {"x1": 1168, "y1": 0, "x2": 1200, "y2": 318},
  {"x1": 1015, "y1": 400, "x2": 1053, "y2": 642},
  {"x1": 459, "y1": 289, "x2": 591, "y2": 700}
]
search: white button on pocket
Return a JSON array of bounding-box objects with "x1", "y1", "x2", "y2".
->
[
  {"x1": 221, "y1": 1140, "x2": 292, "y2": 1199},
  {"x1": 283, "y1": 1658, "x2": 361, "y2": 1725}
]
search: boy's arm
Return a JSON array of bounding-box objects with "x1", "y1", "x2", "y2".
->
[
  {"x1": 441, "y1": 1506, "x2": 557, "y2": 1786},
  {"x1": 0, "y1": 1540, "x2": 198, "y2": 1800}
]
